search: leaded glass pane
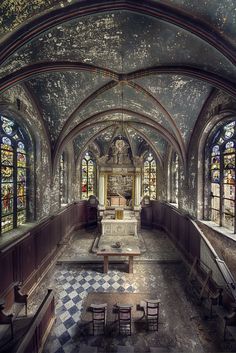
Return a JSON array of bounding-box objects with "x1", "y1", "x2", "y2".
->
[
  {"x1": 224, "y1": 122, "x2": 235, "y2": 139},
  {"x1": 223, "y1": 170, "x2": 235, "y2": 185},
  {"x1": 208, "y1": 119, "x2": 236, "y2": 232},
  {"x1": 81, "y1": 153, "x2": 96, "y2": 199},
  {"x1": 211, "y1": 195, "x2": 220, "y2": 211},
  {"x1": 0, "y1": 115, "x2": 29, "y2": 233},
  {"x1": 2, "y1": 215, "x2": 13, "y2": 232},
  {"x1": 17, "y1": 142, "x2": 25, "y2": 153},
  {"x1": 17, "y1": 153, "x2": 26, "y2": 167},
  {"x1": 211, "y1": 170, "x2": 220, "y2": 183},
  {"x1": 224, "y1": 141, "x2": 235, "y2": 153},
  {"x1": 17, "y1": 210, "x2": 26, "y2": 225},
  {"x1": 224, "y1": 154, "x2": 235, "y2": 169},
  {"x1": 1, "y1": 148, "x2": 13, "y2": 165},
  {"x1": 211, "y1": 155, "x2": 220, "y2": 169},
  {"x1": 143, "y1": 154, "x2": 156, "y2": 199},
  {"x1": 2, "y1": 166, "x2": 13, "y2": 183}
]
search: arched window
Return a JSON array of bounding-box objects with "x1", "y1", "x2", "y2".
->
[
  {"x1": 81, "y1": 152, "x2": 96, "y2": 200},
  {"x1": 170, "y1": 152, "x2": 179, "y2": 205},
  {"x1": 59, "y1": 152, "x2": 68, "y2": 206},
  {"x1": 143, "y1": 153, "x2": 157, "y2": 200},
  {"x1": 0, "y1": 115, "x2": 30, "y2": 234},
  {"x1": 208, "y1": 121, "x2": 235, "y2": 232}
]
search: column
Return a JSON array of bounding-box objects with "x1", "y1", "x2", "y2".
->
[
  {"x1": 134, "y1": 169, "x2": 141, "y2": 207},
  {"x1": 98, "y1": 172, "x2": 105, "y2": 207}
]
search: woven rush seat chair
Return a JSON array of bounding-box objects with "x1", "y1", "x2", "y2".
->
[
  {"x1": 90, "y1": 303, "x2": 107, "y2": 335},
  {"x1": 140, "y1": 299, "x2": 160, "y2": 331}
]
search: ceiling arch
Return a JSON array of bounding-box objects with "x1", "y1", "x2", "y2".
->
[
  {"x1": 0, "y1": 0, "x2": 235, "y2": 178},
  {"x1": 0, "y1": 0, "x2": 235, "y2": 66}
]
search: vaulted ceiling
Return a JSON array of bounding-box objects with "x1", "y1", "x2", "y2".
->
[{"x1": 0, "y1": 0, "x2": 235, "y2": 167}]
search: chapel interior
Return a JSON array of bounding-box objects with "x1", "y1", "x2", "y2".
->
[{"x1": 0, "y1": 1, "x2": 236, "y2": 353}]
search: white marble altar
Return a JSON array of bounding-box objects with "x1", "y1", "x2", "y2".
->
[{"x1": 101, "y1": 210, "x2": 138, "y2": 236}]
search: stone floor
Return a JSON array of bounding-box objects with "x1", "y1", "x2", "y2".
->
[{"x1": 3, "y1": 228, "x2": 236, "y2": 353}]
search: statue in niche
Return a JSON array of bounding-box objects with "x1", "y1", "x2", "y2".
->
[{"x1": 108, "y1": 139, "x2": 132, "y2": 165}]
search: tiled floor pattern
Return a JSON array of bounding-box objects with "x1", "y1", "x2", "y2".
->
[
  {"x1": 43, "y1": 267, "x2": 137, "y2": 353},
  {"x1": 37, "y1": 229, "x2": 236, "y2": 353}
]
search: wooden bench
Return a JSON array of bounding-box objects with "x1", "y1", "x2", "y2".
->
[
  {"x1": 13, "y1": 284, "x2": 28, "y2": 317},
  {"x1": 187, "y1": 257, "x2": 225, "y2": 320},
  {"x1": 0, "y1": 284, "x2": 28, "y2": 343}
]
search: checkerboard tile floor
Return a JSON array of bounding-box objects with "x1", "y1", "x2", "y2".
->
[{"x1": 43, "y1": 268, "x2": 137, "y2": 353}]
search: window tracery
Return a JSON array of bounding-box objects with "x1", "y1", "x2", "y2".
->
[
  {"x1": 0, "y1": 115, "x2": 29, "y2": 234},
  {"x1": 143, "y1": 153, "x2": 157, "y2": 200},
  {"x1": 208, "y1": 121, "x2": 236, "y2": 232},
  {"x1": 81, "y1": 152, "x2": 96, "y2": 200}
]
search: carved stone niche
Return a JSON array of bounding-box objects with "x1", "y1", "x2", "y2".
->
[{"x1": 107, "y1": 138, "x2": 133, "y2": 166}]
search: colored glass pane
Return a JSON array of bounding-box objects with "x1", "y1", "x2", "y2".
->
[
  {"x1": 224, "y1": 141, "x2": 235, "y2": 154},
  {"x1": 212, "y1": 145, "x2": 220, "y2": 155},
  {"x1": 2, "y1": 166, "x2": 13, "y2": 182},
  {"x1": 223, "y1": 184, "x2": 234, "y2": 199},
  {"x1": 17, "y1": 153, "x2": 26, "y2": 167},
  {"x1": 211, "y1": 170, "x2": 220, "y2": 183},
  {"x1": 211, "y1": 183, "x2": 220, "y2": 197},
  {"x1": 224, "y1": 154, "x2": 235, "y2": 169},
  {"x1": 143, "y1": 154, "x2": 156, "y2": 199},
  {"x1": 223, "y1": 170, "x2": 235, "y2": 185},
  {"x1": 2, "y1": 137, "x2": 11, "y2": 146},
  {"x1": 17, "y1": 141, "x2": 25, "y2": 153},
  {"x1": 0, "y1": 115, "x2": 30, "y2": 233},
  {"x1": 211, "y1": 155, "x2": 220, "y2": 169},
  {"x1": 81, "y1": 153, "x2": 96, "y2": 198},
  {"x1": 1, "y1": 149, "x2": 13, "y2": 165},
  {"x1": 1, "y1": 183, "x2": 13, "y2": 214},
  {"x1": 224, "y1": 122, "x2": 235, "y2": 139},
  {"x1": 1, "y1": 117, "x2": 14, "y2": 135},
  {"x1": 17, "y1": 210, "x2": 26, "y2": 225},
  {"x1": 17, "y1": 168, "x2": 26, "y2": 183},
  {"x1": 1, "y1": 215, "x2": 13, "y2": 232}
]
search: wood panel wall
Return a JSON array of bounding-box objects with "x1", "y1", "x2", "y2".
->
[
  {"x1": 151, "y1": 201, "x2": 200, "y2": 263},
  {"x1": 0, "y1": 201, "x2": 87, "y2": 308}
]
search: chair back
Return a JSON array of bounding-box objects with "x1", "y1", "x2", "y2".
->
[
  {"x1": 90, "y1": 303, "x2": 107, "y2": 335},
  {"x1": 117, "y1": 304, "x2": 132, "y2": 335},
  {"x1": 145, "y1": 299, "x2": 160, "y2": 331}
]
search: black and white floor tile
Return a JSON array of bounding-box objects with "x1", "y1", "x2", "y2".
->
[{"x1": 43, "y1": 268, "x2": 137, "y2": 353}]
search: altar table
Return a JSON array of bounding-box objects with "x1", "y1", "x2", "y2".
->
[{"x1": 97, "y1": 246, "x2": 141, "y2": 273}]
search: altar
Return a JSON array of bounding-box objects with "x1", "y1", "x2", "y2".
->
[{"x1": 101, "y1": 210, "x2": 138, "y2": 236}]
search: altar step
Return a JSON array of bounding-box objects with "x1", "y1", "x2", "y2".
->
[{"x1": 57, "y1": 257, "x2": 181, "y2": 264}]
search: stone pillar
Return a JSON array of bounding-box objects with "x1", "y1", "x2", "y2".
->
[
  {"x1": 134, "y1": 169, "x2": 141, "y2": 230},
  {"x1": 134, "y1": 169, "x2": 141, "y2": 207},
  {"x1": 98, "y1": 171, "x2": 106, "y2": 232},
  {"x1": 98, "y1": 172, "x2": 105, "y2": 207}
]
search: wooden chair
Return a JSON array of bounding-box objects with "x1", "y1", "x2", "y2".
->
[
  {"x1": 117, "y1": 304, "x2": 132, "y2": 336},
  {"x1": 90, "y1": 303, "x2": 107, "y2": 335},
  {"x1": 143, "y1": 299, "x2": 160, "y2": 331}
]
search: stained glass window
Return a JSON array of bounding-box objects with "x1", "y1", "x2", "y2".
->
[
  {"x1": 81, "y1": 152, "x2": 96, "y2": 200},
  {"x1": 143, "y1": 153, "x2": 157, "y2": 200},
  {"x1": 0, "y1": 115, "x2": 29, "y2": 234},
  {"x1": 208, "y1": 121, "x2": 236, "y2": 232}
]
